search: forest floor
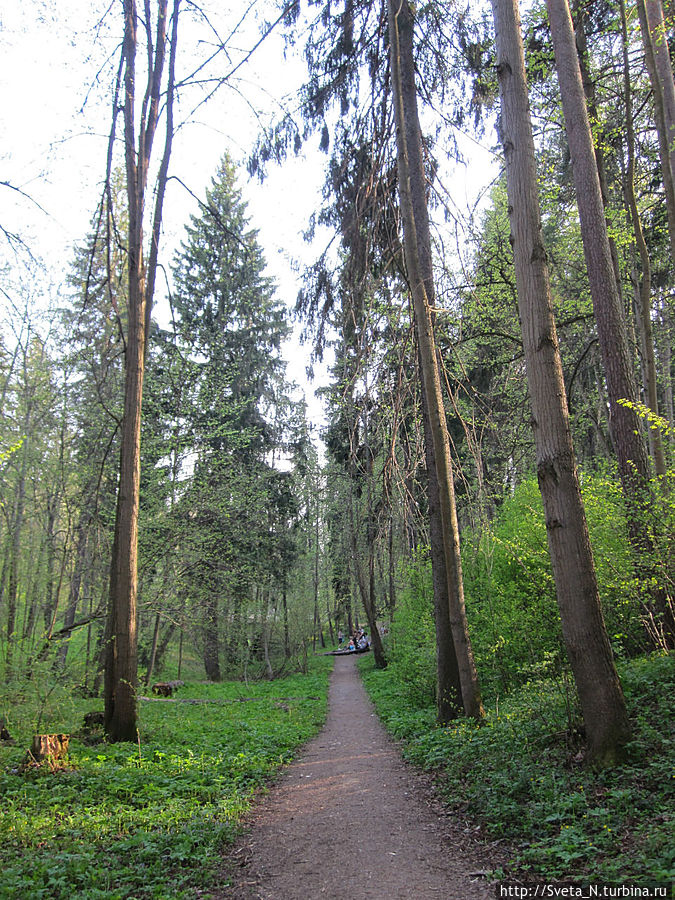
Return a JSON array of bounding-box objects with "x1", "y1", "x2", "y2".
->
[{"x1": 217, "y1": 655, "x2": 507, "y2": 899}]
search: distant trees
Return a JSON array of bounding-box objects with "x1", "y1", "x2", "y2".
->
[
  {"x1": 1, "y1": 0, "x2": 674, "y2": 768},
  {"x1": 167, "y1": 155, "x2": 298, "y2": 680}
]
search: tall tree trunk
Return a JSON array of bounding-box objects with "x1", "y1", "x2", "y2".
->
[
  {"x1": 42, "y1": 497, "x2": 57, "y2": 632},
  {"x1": 348, "y1": 491, "x2": 386, "y2": 668},
  {"x1": 388, "y1": 0, "x2": 482, "y2": 717},
  {"x1": 572, "y1": 1, "x2": 622, "y2": 293},
  {"x1": 620, "y1": 0, "x2": 667, "y2": 477},
  {"x1": 104, "y1": 0, "x2": 179, "y2": 741},
  {"x1": 659, "y1": 296, "x2": 674, "y2": 434},
  {"x1": 387, "y1": 518, "x2": 397, "y2": 616},
  {"x1": 419, "y1": 361, "x2": 462, "y2": 722},
  {"x1": 145, "y1": 612, "x2": 162, "y2": 687},
  {"x1": 56, "y1": 512, "x2": 91, "y2": 670},
  {"x1": 546, "y1": 0, "x2": 675, "y2": 647},
  {"x1": 282, "y1": 585, "x2": 291, "y2": 659},
  {"x1": 203, "y1": 593, "x2": 221, "y2": 681},
  {"x1": 5, "y1": 438, "x2": 28, "y2": 681},
  {"x1": 636, "y1": 0, "x2": 675, "y2": 275},
  {"x1": 492, "y1": 0, "x2": 631, "y2": 766}
]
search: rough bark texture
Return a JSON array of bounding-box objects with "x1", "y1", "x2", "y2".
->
[
  {"x1": 420, "y1": 365, "x2": 463, "y2": 722},
  {"x1": 493, "y1": 0, "x2": 631, "y2": 765},
  {"x1": 547, "y1": 0, "x2": 675, "y2": 647},
  {"x1": 620, "y1": 0, "x2": 667, "y2": 477},
  {"x1": 636, "y1": 0, "x2": 675, "y2": 261},
  {"x1": 389, "y1": 0, "x2": 482, "y2": 718},
  {"x1": 645, "y1": 0, "x2": 675, "y2": 183},
  {"x1": 546, "y1": 0, "x2": 650, "y2": 492},
  {"x1": 104, "y1": 0, "x2": 177, "y2": 741}
]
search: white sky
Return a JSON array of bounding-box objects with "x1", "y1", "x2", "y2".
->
[
  {"x1": 0, "y1": 0, "x2": 332, "y2": 428},
  {"x1": 0, "y1": 0, "x2": 497, "y2": 435}
]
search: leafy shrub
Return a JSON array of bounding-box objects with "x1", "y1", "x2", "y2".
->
[
  {"x1": 387, "y1": 550, "x2": 437, "y2": 708},
  {"x1": 0, "y1": 658, "x2": 332, "y2": 899},
  {"x1": 460, "y1": 472, "x2": 649, "y2": 697}
]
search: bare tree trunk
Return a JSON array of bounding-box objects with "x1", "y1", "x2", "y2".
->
[
  {"x1": 282, "y1": 585, "x2": 291, "y2": 659},
  {"x1": 144, "y1": 612, "x2": 161, "y2": 687},
  {"x1": 56, "y1": 513, "x2": 91, "y2": 670},
  {"x1": 104, "y1": 0, "x2": 180, "y2": 741},
  {"x1": 388, "y1": 0, "x2": 482, "y2": 718},
  {"x1": 546, "y1": 0, "x2": 674, "y2": 647},
  {"x1": 620, "y1": 0, "x2": 668, "y2": 477},
  {"x1": 659, "y1": 296, "x2": 674, "y2": 433},
  {"x1": 573, "y1": 1, "x2": 622, "y2": 294},
  {"x1": 387, "y1": 518, "x2": 397, "y2": 616},
  {"x1": 203, "y1": 593, "x2": 220, "y2": 681},
  {"x1": 420, "y1": 361, "x2": 462, "y2": 722},
  {"x1": 5, "y1": 438, "x2": 28, "y2": 681},
  {"x1": 636, "y1": 0, "x2": 675, "y2": 268},
  {"x1": 492, "y1": 0, "x2": 631, "y2": 766}
]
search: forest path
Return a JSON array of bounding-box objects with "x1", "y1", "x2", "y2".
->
[{"x1": 218, "y1": 655, "x2": 502, "y2": 899}]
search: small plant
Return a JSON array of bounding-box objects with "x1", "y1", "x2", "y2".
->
[
  {"x1": 358, "y1": 651, "x2": 674, "y2": 885},
  {"x1": 0, "y1": 656, "x2": 332, "y2": 899}
]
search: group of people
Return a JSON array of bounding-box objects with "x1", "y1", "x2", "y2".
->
[{"x1": 337, "y1": 628, "x2": 370, "y2": 652}]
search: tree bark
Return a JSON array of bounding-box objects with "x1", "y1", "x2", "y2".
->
[
  {"x1": 388, "y1": 0, "x2": 482, "y2": 717},
  {"x1": 636, "y1": 0, "x2": 675, "y2": 262},
  {"x1": 203, "y1": 593, "x2": 221, "y2": 681},
  {"x1": 620, "y1": 0, "x2": 667, "y2": 477},
  {"x1": 546, "y1": 0, "x2": 675, "y2": 647},
  {"x1": 419, "y1": 359, "x2": 462, "y2": 722},
  {"x1": 546, "y1": 0, "x2": 650, "y2": 493},
  {"x1": 492, "y1": 0, "x2": 631, "y2": 766},
  {"x1": 348, "y1": 491, "x2": 387, "y2": 668},
  {"x1": 104, "y1": 0, "x2": 179, "y2": 741}
]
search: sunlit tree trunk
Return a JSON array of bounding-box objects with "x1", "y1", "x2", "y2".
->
[
  {"x1": 388, "y1": 0, "x2": 482, "y2": 718},
  {"x1": 492, "y1": 0, "x2": 631, "y2": 766}
]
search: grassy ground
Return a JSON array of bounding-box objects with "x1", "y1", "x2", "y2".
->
[
  {"x1": 358, "y1": 652, "x2": 674, "y2": 886},
  {"x1": 0, "y1": 657, "x2": 332, "y2": 899}
]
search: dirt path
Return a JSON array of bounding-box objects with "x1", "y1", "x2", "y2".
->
[{"x1": 219, "y1": 656, "x2": 503, "y2": 898}]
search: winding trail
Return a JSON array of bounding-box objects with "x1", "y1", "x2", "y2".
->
[{"x1": 220, "y1": 655, "x2": 501, "y2": 899}]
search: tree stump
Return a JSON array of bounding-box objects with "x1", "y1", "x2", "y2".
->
[
  {"x1": 29, "y1": 734, "x2": 69, "y2": 766},
  {"x1": 0, "y1": 718, "x2": 13, "y2": 743},
  {"x1": 152, "y1": 682, "x2": 174, "y2": 697}
]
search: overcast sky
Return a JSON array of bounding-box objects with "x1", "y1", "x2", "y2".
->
[{"x1": 1, "y1": 1, "x2": 496, "y2": 433}]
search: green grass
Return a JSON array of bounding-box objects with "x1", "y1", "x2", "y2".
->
[
  {"x1": 358, "y1": 651, "x2": 674, "y2": 885},
  {"x1": 0, "y1": 657, "x2": 332, "y2": 899}
]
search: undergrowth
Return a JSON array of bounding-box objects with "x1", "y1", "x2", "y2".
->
[
  {"x1": 358, "y1": 652, "x2": 674, "y2": 885},
  {"x1": 0, "y1": 657, "x2": 332, "y2": 899}
]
